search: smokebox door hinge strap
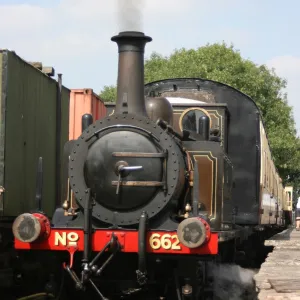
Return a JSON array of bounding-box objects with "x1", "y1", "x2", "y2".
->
[
  {"x1": 112, "y1": 181, "x2": 164, "y2": 187},
  {"x1": 112, "y1": 152, "x2": 167, "y2": 158}
]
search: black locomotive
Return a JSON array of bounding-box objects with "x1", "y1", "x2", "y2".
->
[{"x1": 11, "y1": 31, "x2": 290, "y2": 300}]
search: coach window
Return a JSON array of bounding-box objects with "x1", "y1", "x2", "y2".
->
[{"x1": 179, "y1": 108, "x2": 212, "y2": 133}]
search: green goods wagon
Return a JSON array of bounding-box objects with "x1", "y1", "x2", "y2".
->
[{"x1": 0, "y1": 50, "x2": 70, "y2": 219}]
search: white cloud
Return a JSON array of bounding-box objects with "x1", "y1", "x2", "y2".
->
[
  {"x1": 0, "y1": 0, "x2": 195, "y2": 60},
  {"x1": 0, "y1": 0, "x2": 201, "y2": 90},
  {"x1": 2, "y1": 0, "x2": 287, "y2": 113},
  {"x1": 0, "y1": 4, "x2": 49, "y2": 32},
  {"x1": 267, "y1": 55, "x2": 300, "y2": 135}
]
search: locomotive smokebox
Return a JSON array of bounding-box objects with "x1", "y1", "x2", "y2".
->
[{"x1": 111, "y1": 31, "x2": 152, "y2": 116}]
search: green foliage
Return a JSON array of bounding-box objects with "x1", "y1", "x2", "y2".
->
[
  {"x1": 99, "y1": 85, "x2": 117, "y2": 102},
  {"x1": 99, "y1": 42, "x2": 300, "y2": 194}
]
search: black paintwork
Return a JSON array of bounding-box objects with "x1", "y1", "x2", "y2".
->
[
  {"x1": 68, "y1": 113, "x2": 186, "y2": 227},
  {"x1": 173, "y1": 103, "x2": 230, "y2": 152},
  {"x1": 111, "y1": 31, "x2": 151, "y2": 117},
  {"x1": 182, "y1": 140, "x2": 233, "y2": 230},
  {"x1": 144, "y1": 78, "x2": 261, "y2": 225},
  {"x1": 145, "y1": 97, "x2": 174, "y2": 126}
]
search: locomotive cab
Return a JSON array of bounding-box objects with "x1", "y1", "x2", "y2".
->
[{"x1": 178, "y1": 105, "x2": 233, "y2": 230}]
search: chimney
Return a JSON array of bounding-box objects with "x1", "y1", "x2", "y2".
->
[{"x1": 111, "y1": 31, "x2": 152, "y2": 116}]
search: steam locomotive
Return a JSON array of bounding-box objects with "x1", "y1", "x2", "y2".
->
[{"x1": 11, "y1": 31, "x2": 292, "y2": 299}]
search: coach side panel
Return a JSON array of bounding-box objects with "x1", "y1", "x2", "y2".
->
[{"x1": 259, "y1": 121, "x2": 283, "y2": 225}]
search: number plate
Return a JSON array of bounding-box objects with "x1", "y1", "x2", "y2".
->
[{"x1": 149, "y1": 233, "x2": 181, "y2": 251}]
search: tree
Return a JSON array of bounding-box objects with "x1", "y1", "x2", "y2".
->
[
  {"x1": 99, "y1": 42, "x2": 300, "y2": 193},
  {"x1": 99, "y1": 85, "x2": 117, "y2": 102}
]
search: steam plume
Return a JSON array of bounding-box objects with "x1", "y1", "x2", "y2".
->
[
  {"x1": 208, "y1": 263, "x2": 258, "y2": 300},
  {"x1": 116, "y1": 0, "x2": 145, "y2": 31}
]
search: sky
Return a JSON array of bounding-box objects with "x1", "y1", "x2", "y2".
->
[{"x1": 1, "y1": 0, "x2": 300, "y2": 134}]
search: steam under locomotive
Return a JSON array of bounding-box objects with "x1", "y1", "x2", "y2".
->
[{"x1": 11, "y1": 31, "x2": 293, "y2": 299}]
